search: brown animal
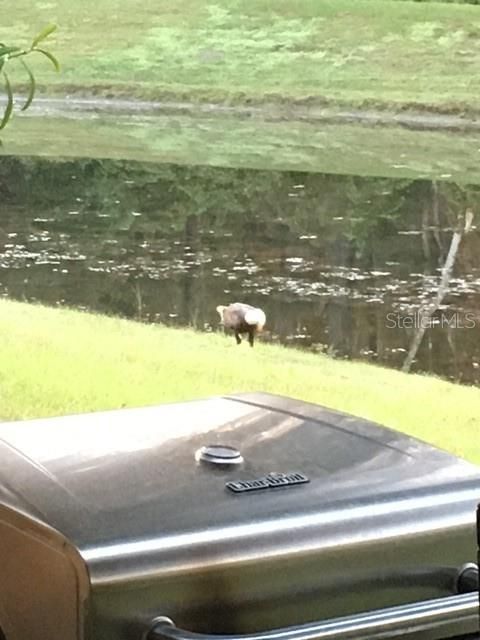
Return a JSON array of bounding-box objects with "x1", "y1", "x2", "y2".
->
[{"x1": 216, "y1": 302, "x2": 266, "y2": 347}]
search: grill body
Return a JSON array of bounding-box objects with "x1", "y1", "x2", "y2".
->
[{"x1": 0, "y1": 392, "x2": 479, "y2": 640}]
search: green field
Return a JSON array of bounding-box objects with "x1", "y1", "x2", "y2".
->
[
  {"x1": 3, "y1": 0, "x2": 480, "y2": 113},
  {"x1": 1, "y1": 299, "x2": 479, "y2": 463},
  {"x1": 4, "y1": 108, "x2": 480, "y2": 182}
]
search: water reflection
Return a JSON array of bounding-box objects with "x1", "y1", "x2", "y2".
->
[{"x1": 1, "y1": 156, "x2": 479, "y2": 384}]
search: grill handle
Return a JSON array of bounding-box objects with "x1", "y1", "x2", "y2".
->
[{"x1": 146, "y1": 592, "x2": 479, "y2": 640}]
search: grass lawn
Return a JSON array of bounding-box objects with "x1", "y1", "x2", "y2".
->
[
  {"x1": 5, "y1": 108, "x2": 480, "y2": 183},
  {"x1": 1, "y1": 298, "x2": 479, "y2": 464},
  {"x1": 3, "y1": 0, "x2": 480, "y2": 113}
]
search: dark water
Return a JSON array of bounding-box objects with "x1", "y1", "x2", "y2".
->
[{"x1": 1, "y1": 156, "x2": 480, "y2": 384}]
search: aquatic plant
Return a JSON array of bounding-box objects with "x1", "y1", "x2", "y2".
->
[{"x1": 0, "y1": 24, "x2": 59, "y2": 132}]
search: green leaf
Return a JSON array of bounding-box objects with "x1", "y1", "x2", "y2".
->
[
  {"x1": 0, "y1": 72, "x2": 14, "y2": 131},
  {"x1": 31, "y1": 24, "x2": 57, "y2": 49},
  {"x1": 0, "y1": 46, "x2": 21, "y2": 58},
  {"x1": 20, "y1": 59, "x2": 36, "y2": 112},
  {"x1": 34, "y1": 48, "x2": 60, "y2": 72}
]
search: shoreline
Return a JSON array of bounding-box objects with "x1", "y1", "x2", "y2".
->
[
  {"x1": 6, "y1": 0, "x2": 480, "y2": 137},
  {"x1": 0, "y1": 298, "x2": 479, "y2": 465},
  {"x1": 9, "y1": 93, "x2": 480, "y2": 133}
]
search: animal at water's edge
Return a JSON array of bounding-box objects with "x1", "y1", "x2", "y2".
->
[{"x1": 216, "y1": 302, "x2": 266, "y2": 347}]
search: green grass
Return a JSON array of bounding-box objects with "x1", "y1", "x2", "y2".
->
[
  {"x1": 3, "y1": 0, "x2": 480, "y2": 113},
  {"x1": 1, "y1": 298, "x2": 479, "y2": 464},
  {"x1": 4, "y1": 109, "x2": 480, "y2": 182}
]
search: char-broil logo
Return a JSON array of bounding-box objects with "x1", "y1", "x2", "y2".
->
[{"x1": 226, "y1": 471, "x2": 309, "y2": 494}]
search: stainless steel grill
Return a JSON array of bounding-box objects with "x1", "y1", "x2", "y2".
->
[{"x1": 0, "y1": 392, "x2": 478, "y2": 640}]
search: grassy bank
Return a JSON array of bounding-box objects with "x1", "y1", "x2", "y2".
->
[
  {"x1": 0, "y1": 299, "x2": 479, "y2": 463},
  {"x1": 3, "y1": 0, "x2": 480, "y2": 114},
  {"x1": 5, "y1": 109, "x2": 480, "y2": 183}
]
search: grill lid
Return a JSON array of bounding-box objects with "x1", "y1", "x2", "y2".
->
[{"x1": 0, "y1": 391, "x2": 478, "y2": 552}]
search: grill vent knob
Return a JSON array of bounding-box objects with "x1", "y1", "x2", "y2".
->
[{"x1": 196, "y1": 444, "x2": 243, "y2": 466}]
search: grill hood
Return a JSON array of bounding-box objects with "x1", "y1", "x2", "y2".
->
[
  {"x1": 1, "y1": 391, "x2": 478, "y2": 548},
  {"x1": 0, "y1": 392, "x2": 479, "y2": 640}
]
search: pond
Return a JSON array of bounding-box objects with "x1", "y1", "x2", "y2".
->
[{"x1": 1, "y1": 138, "x2": 480, "y2": 385}]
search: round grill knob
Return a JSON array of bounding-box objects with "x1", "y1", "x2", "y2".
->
[{"x1": 196, "y1": 444, "x2": 243, "y2": 466}]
